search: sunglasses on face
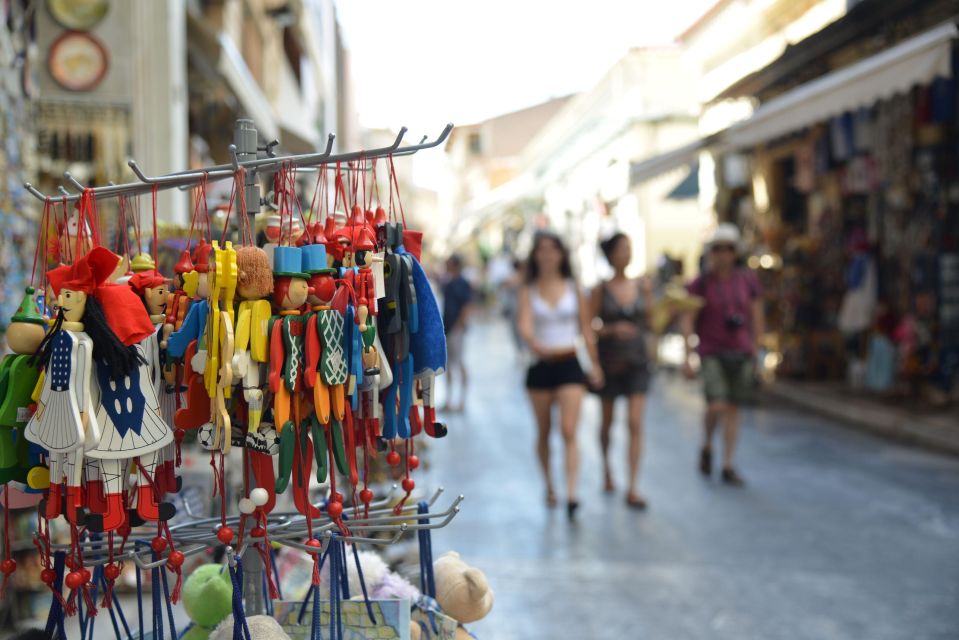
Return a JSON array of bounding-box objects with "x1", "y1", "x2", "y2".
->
[{"x1": 711, "y1": 244, "x2": 736, "y2": 253}]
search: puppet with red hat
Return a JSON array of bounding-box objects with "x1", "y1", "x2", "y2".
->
[
  {"x1": 129, "y1": 271, "x2": 182, "y2": 495},
  {"x1": 84, "y1": 271, "x2": 175, "y2": 531},
  {"x1": 25, "y1": 246, "x2": 145, "y2": 528}
]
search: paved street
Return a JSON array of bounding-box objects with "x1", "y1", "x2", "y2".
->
[{"x1": 425, "y1": 320, "x2": 959, "y2": 640}]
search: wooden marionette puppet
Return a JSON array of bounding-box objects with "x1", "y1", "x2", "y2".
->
[
  {"x1": 197, "y1": 240, "x2": 237, "y2": 452},
  {"x1": 232, "y1": 246, "x2": 274, "y2": 446},
  {"x1": 301, "y1": 231, "x2": 354, "y2": 490},
  {"x1": 128, "y1": 271, "x2": 182, "y2": 494},
  {"x1": 84, "y1": 258, "x2": 174, "y2": 532},
  {"x1": 167, "y1": 240, "x2": 213, "y2": 373},
  {"x1": 168, "y1": 242, "x2": 218, "y2": 431},
  {"x1": 407, "y1": 247, "x2": 448, "y2": 439},
  {"x1": 0, "y1": 289, "x2": 47, "y2": 485},
  {"x1": 378, "y1": 222, "x2": 419, "y2": 440},
  {"x1": 268, "y1": 246, "x2": 320, "y2": 518},
  {"x1": 24, "y1": 248, "x2": 117, "y2": 527}
]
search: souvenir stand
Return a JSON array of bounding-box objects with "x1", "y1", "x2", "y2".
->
[{"x1": 2, "y1": 118, "x2": 468, "y2": 640}]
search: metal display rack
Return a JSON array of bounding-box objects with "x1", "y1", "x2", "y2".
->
[{"x1": 21, "y1": 119, "x2": 459, "y2": 617}]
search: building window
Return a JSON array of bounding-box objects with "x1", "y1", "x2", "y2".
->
[{"x1": 468, "y1": 132, "x2": 482, "y2": 155}]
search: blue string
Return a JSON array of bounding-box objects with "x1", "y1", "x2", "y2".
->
[
  {"x1": 228, "y1": 558, "x2": 252, "y2": 640},
  {"x1": 417, "y1": 501, "x2": 439, "y2": 634},
  {"x1": 261, "y1": 572, "x2": 274, "y2": 617},
  {"x1": 44, "y1": 551, "x2": 66, "y2": 640},
  {"x1": 350, "y1": 540, "x2": 377, "y2": 624},
  {"x1": 112, "y1": 578, "x2": 133, "y2": 640},
  {"x1": 151, "y1": 552, "x2": 163, "y2": 640},
  {"x1": 310, "y1": 565, "x2": 322, "y2": 640},
  {"x1": 270, "y1": 548, "x2": 283, "y2": 600},
  {"x1": 101, "y1": 572, "x2": 134, "y2": 640},
  {"x1": 159, "y1": 554, "x2": 178, "y2": 640},
  {"x1": 297, "y1": 541, "x2": 331, "y2": 625},
  {"x1": 135, "y1": 555, "x2": 144, "y2": 640},
  {"x1": 417, "y1": 502, "x2": 435, "y2": 597},
  {"x1": 85, "y1": 533, "x2": 100, "y2": 640},
  {"x1": 328, "y1": 536, "x2": 340, "y2": 640},
  {"x1": 77, "y1": 582, "x2": 87, "y2": 640}
]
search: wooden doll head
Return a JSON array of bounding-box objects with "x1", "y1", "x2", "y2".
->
[
  {"x1": 307, "y1": 273, "x2": 335, "y2": 306},
  {"x1": 143, "y1": 285, "x2": 169, "y2": 317},
  {"x1": 6, "y1": 321, "x2": 46, "y2": 354},
  {"x1": 272, "y1": 276, "x2": 309, "y2": 310},
  {"x1": 129, "y1": 271, "x2": 169, "y2": 320},
  {"x1": 57, "y1": 288, "x2": 88, "y2": 323},
  {"x1": 7, "y1": 288, "x2": 47, "y2": 354},
  {"x1": 236, "y1": 246, "x2": 273, "y2": 301}
]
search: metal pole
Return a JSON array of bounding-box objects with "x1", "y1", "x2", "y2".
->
[
  {"x1": 233, "y1": 119, "x2": 260, "y2": 243},
  {"x1": 235, "y1": 118, "x2": 265, "y2": 614}
]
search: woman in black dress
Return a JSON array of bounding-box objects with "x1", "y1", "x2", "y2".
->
[{"x1": 590, "y1": 233, "x2": 652, "y2": 509}]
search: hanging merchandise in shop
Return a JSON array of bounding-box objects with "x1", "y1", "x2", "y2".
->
[{"x1": 0, "y1": 120, "x2": 476, "y2": 640}]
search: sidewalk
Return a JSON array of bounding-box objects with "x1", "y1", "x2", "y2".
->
[{"x1": 763, "y1": 380, "x2": 959, "y2": 457}]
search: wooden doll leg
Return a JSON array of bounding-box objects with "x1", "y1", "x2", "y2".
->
[
  {"x1": 63, "y1": 449, "x2": 88, "y2": 525},
  {"x1": 85, "y1": 458, "x2": 108, "y2": 513},
  {"x1": 43, "y1": 453, "x2": 65, "y2": 519},
  {"x1": 314, "y1": 379, "x2": 331, "y2": 424},
  {"x1": 274, "y1": 385, "x2": 291, "y2": 431},
  {"x1": 87, "y1": 458, "x2": 128, "y2": 533},
  {"x1": 332, "y1": 383, "x2": 346, "y2": 422},
  {"x1": 136, "y1": 451, "x2": 174, "y2": 522}
]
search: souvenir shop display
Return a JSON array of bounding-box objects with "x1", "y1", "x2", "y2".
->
[{"x1": 0, "y1": 120, "x2": 477, "y2": 640}]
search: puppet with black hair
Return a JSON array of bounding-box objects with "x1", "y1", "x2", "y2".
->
[
  {"x1": 85, "y1": 271, "x2": 175, "y2": 532},
  {"x1": 26, "y1": 247, "x2": 122, "y2": 526}
]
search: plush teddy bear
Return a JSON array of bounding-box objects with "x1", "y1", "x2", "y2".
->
[
  {"x1": 432, "y1": 551, "x2": 494, "y2": 640},
  {"x1": 180, "y1": 564, "x2": 234, "y2": 640},
  {"x1": 210, "y1": 615, "x2": 292, "y2": 640},
  {"x1": 346, "y1": 549, "x2": 422, "y2": 602}
]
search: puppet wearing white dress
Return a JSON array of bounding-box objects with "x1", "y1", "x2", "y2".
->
[
  {"x1": 26, "y1": 248, "x2": 122, "y2": 527},
  {"x1": 129, "y1": 271, "x2": 180, "y2": 495}
]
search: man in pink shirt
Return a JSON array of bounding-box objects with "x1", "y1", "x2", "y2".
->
[{"x1": 681, "y1": 224, "x2": 765, "y2": 486}]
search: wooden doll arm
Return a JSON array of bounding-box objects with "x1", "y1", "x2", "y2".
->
[
  {"x1": 74, "y1": 339, "x2": 90, "y2": 414},
  {"x1": 304, "y1": 314, "x2": 320, "y2": 389},
  {"x1": 234, "y1": 304, "x2": 252, "y2": 355},
  {"x1": 250, "y1": 300, "x2": 272, "y2": 363},
  {"x1": 268, "y1": 318, "x2": 283, "y2": 394}
]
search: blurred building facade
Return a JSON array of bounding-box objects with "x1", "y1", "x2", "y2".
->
[
  {"x1": 33, "y1": 0, "x2": 355, "y2": 228},
  {"x1": 448, "y1": 48, "x2": 710, "y2": 285}
]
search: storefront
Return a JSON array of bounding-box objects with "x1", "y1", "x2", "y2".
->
[{"x1": 716, "y1": 21, "x2": 959, "y2": 404}]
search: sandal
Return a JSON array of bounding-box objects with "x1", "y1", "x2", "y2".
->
[{"x1": 626, "y1": 494, "x2": 648, "y2": 510}]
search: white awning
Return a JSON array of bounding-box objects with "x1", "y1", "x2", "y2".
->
[
  {"x1": 727, "y1": 21, "x2": 959, "y2": 149},
  {"x1": 629, "y1": 136, "x2": 714, "y2": 186}
]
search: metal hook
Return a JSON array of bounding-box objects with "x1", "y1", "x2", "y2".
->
[{"x1": 63, "y1": 171, "x2": 84, "y2": 191}]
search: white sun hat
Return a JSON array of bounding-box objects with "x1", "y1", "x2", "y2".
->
[{"x1": 707, "y1": 223, "x2": 742, "y2": 252}]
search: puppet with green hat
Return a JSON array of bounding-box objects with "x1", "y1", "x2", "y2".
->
[{"x1": 0, "y1": 288, "x2": 47, "y2": 485}]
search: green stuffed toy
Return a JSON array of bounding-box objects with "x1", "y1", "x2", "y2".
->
[{"x1": 181, "y1": 564, "x2": 235, "y2": 640}]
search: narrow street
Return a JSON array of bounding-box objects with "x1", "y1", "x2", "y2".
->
[{"x1": 425, "y1": 319, "x2": 959, "y2": 640}]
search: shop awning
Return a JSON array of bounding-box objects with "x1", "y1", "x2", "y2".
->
[
  {"x1": 726, "y1": 21, "x2": 959, "y2": 149},
  {"x1": 629, "y1": 136, "x2": 716, "y2": 186}
]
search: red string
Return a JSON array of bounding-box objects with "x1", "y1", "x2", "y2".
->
[
  {"x1": 31, "y1": 201, "x2": 51, "y2": 288},
  {"x1": 100, "y1": 533, "x2": 115, "y2": 609},
  {"x1": 388, "y1": 156, "x2": 407, "y2": 227},
  {"x1": 151, "y1": 184, "x2": 159, "y2": 267},
  {"x1": 0, "y1": 487, "x2": 11, "y2": 599}
]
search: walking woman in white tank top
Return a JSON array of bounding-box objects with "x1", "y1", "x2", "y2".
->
[{"x1": 517, "y1": 232, "x2": 602, "y2": 520}]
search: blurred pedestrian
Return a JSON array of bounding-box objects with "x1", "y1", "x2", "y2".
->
[
  {"x1": 502, "y1": 258, "x2": 525, "y2": 352},
  {"x1": 680, "y1": 223, "x2": 764, "y2": 486},
  {"x1": 517, "y1": 232, "x2": 602, "y2": 520},
  {"x1": 590, "y1": 233, "x2": 652, "y2": 509},
  {"x1": 442, "y1": 254, "x2": 473, "y2": 412}
]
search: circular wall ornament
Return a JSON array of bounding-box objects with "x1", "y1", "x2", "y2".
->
[
  {"x1": 47, "y1": 0, "x2": 110, "y2": 31},
  {"x1": 48, "y1": 31, "x2": 109, "y2": 92}
]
